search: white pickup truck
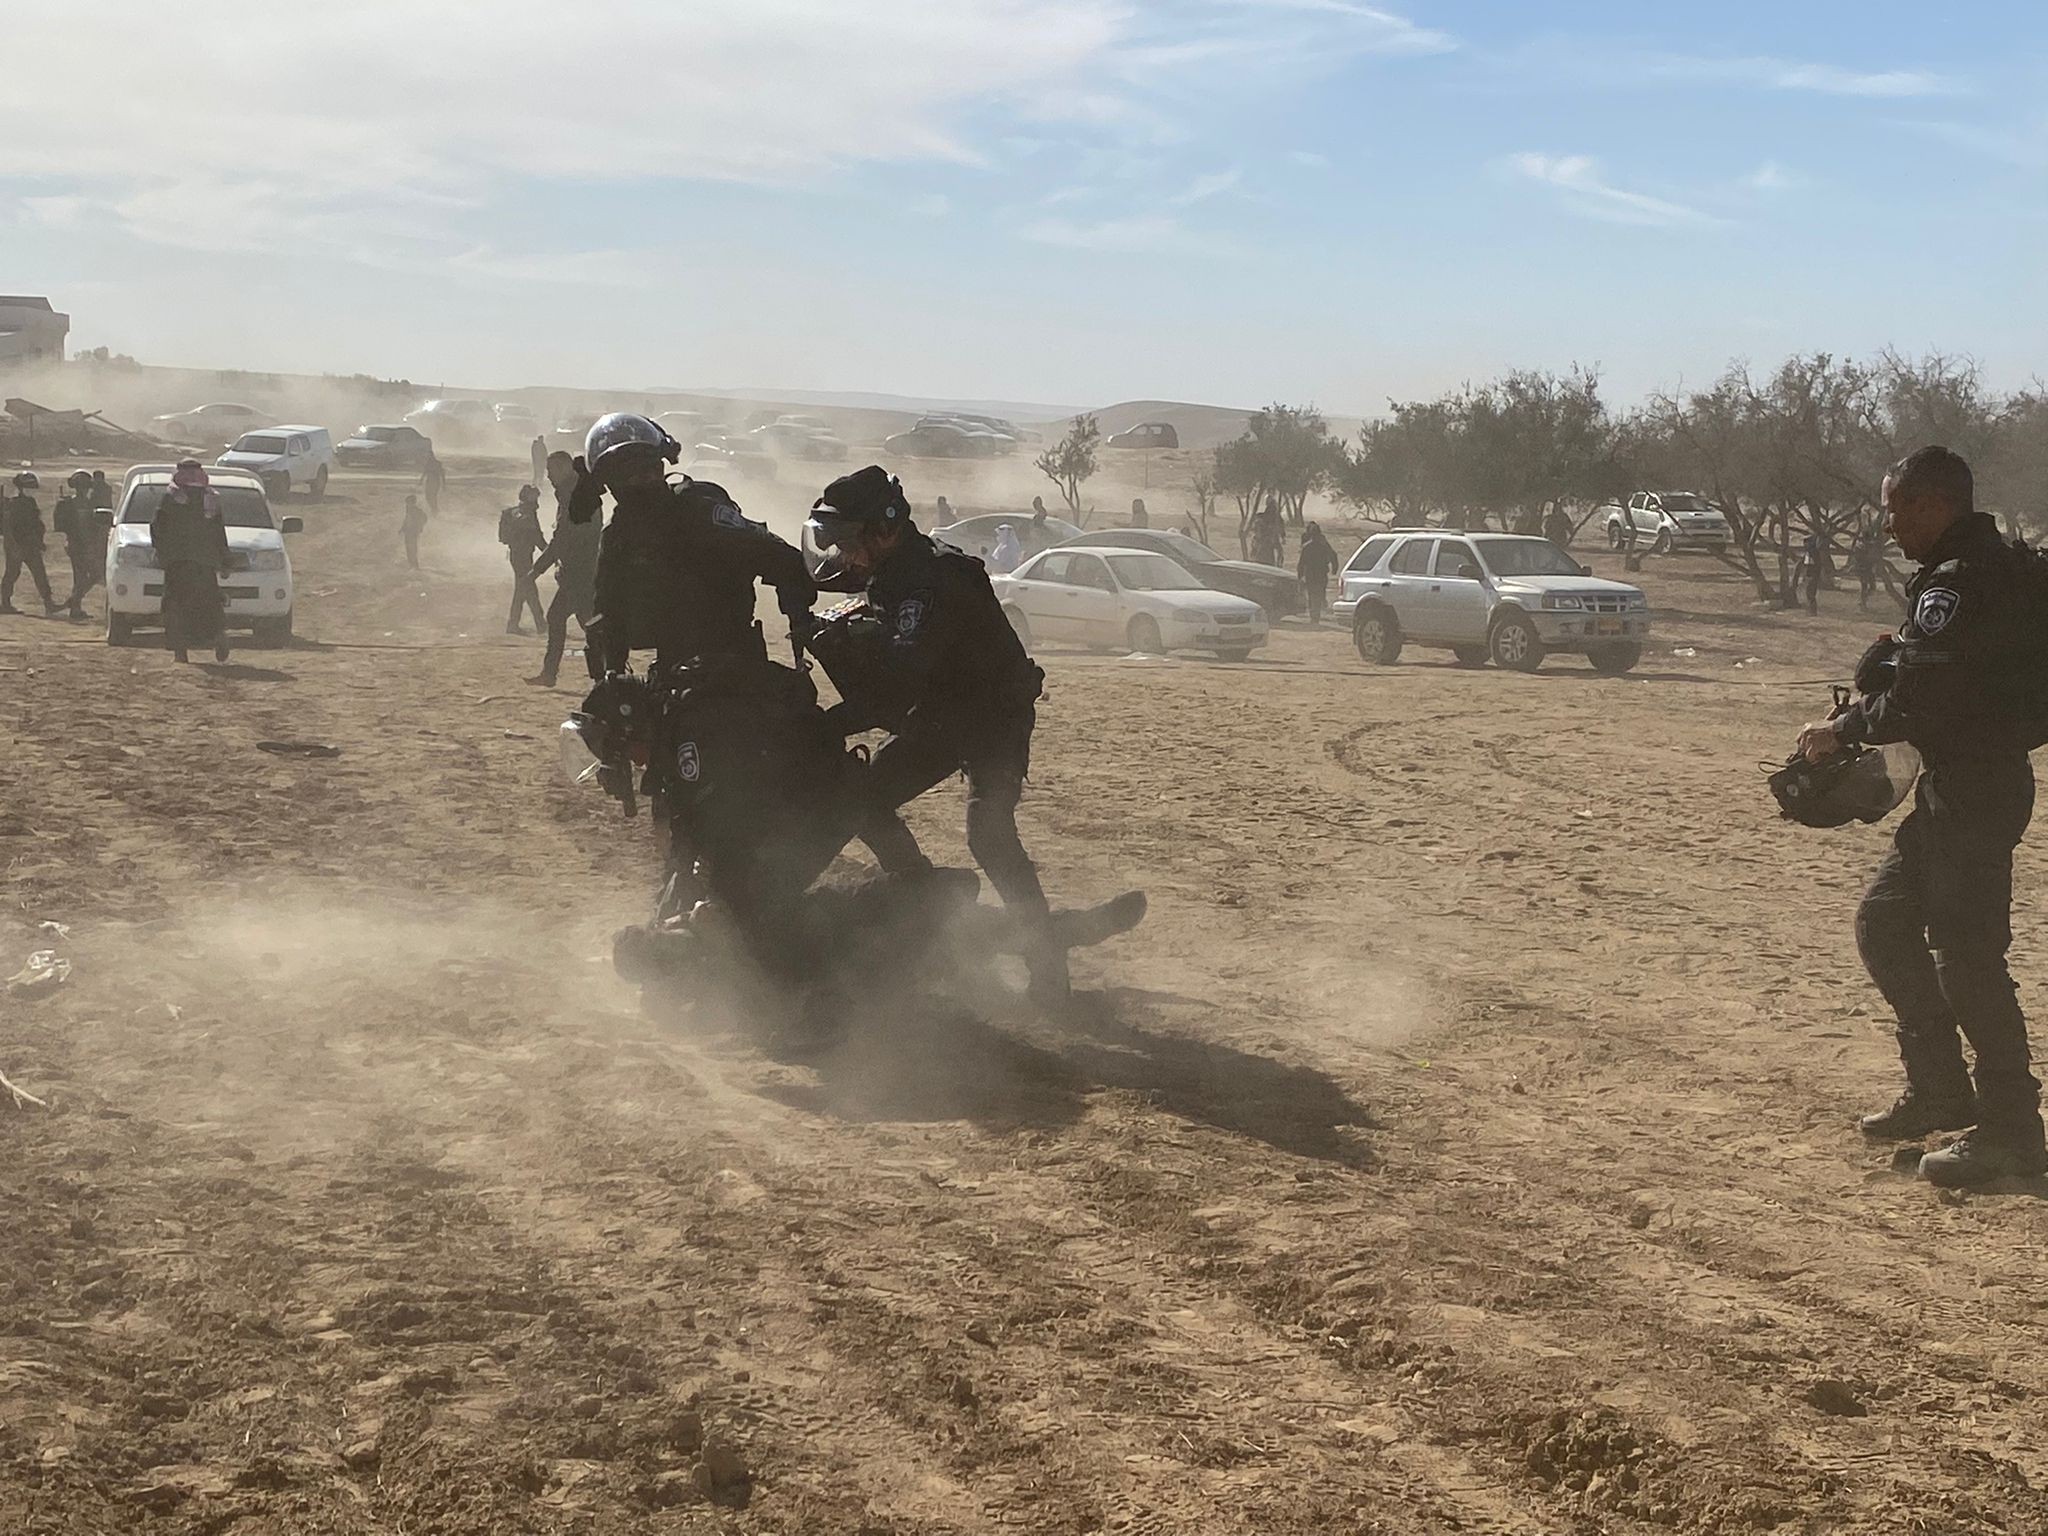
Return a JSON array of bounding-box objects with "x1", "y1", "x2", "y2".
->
[{"x1": 216, "y1": 425, "x2": 335, "y2": 500}]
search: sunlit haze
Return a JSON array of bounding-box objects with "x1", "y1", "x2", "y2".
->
[{"x1": 7, "y1": 0, "x2": 2042, "y2": 409}]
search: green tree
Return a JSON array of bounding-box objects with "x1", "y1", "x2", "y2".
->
[{"x1": 1034, "y1": 413, "x2": 1101, "y2": 524}]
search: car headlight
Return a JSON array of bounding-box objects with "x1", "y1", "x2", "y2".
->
[
  {"x1": 1626, "y1": 594, "x2": 1648, "y2": 611},
  {"x1": 245, "y1": 549, "x2": 287, "y2": 571},
  {"x1": 114, "y1": 543, "x2": 156, "y2": 568},
  {"x1": 1541, "y1": 594, "x2": 1584, "y2": 611}
]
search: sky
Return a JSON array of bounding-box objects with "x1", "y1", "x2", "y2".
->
[{"x1": 5, "y1": 0, "x2": 2044, "y2": 415}]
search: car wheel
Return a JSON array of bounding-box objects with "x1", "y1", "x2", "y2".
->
[
  {"x1": 1127, "y1": 615, "x2": 1163, "y2": 655},
  {"x1": 1352, "y1": 604, "x2": 1401, "y2": 665},
  {"x1": 107, "y1": 613, "x2": 133, "y2": 646},
  {"x1": 1003, "y1": 604, "x2": 1032, "y2": 647},
  {"x1": 310, "y1": 465, "x2": 328, "y2": 501},
  {"x1": 1588, "y1": 642, "x2": 1641, "y2": 675},
  {"x1": 1607, "y1": 523, "x2": 1624, "y2": 550},
  {"x1": 1489, "y1": 611, "x2": 1544, "y2": 672},
  {"x1": 255, "y1": 613, "x2": 293, "y2": 647},
  {"x1": 1451, "y1": 645, "x2": 1489, "y2": 668},
  {"x1": 1652, "y1": 527, "x2": 1672, "y2": 556},
  {"x1": 1214, "y1": 646, "x2": 1253, "y2": 662}
]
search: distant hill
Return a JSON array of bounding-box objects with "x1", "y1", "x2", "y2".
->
[
  {"x1": 1057, "y1": 400, "x2": 1368, "y2": 454},
  {"x1": 671, "y1": 386, "x2": 1084, "y2": 423}
]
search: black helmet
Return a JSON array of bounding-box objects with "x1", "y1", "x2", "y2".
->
[
  {"x1": 583, "y1": 413, "x2": 679, "y2": 482},
  {"x1": 1768, "y1": 742, "x2": 1920, "y2": 828},
  {"x1": 12, "y1": 470, "x2": 38, "y2": 490},
  {"x1": 802, "y1": 466, "x2": 911, "y2": 586},
  {"x1": 67, "y1": 470, "x2": 92, "y2": 489},
  {"x1": 517, "y1": 483, "x2": 540, "y2": 506}
]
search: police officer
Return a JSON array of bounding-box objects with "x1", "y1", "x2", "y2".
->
[
  {"x1": 497, "y1": 485, "x2": 546, "y2": 633},
  {"x1": 804, "y1": 466, "x2": 1065, "y2": 1002},
  {"x1": 55, "y1": 471, "x2": 104, "y2": 619},
  {"x1": 570, "y1": 413, "x2": 814, "y2": 674},
  {"x1": 1797, "y1": 446, "x2": 2046, "y2": 1187},
  {"x1": 527, "y1": 450, "x2": 602, "y2": 689},
  {"x1": 1, "y1": 471, "x2": 57, "y2": 616}
]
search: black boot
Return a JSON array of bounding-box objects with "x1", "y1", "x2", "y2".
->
[
  {"x1": 1859, "y1": 1086, "x2": 1978, "y2": 1140},
  {"x1": 1919, "y1": 1129, "x2": 2048, "y2": 1188}
]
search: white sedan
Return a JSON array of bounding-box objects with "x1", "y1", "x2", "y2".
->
[{"x1": 992, "y1": 545, "x2": 1268, "y2": 660}]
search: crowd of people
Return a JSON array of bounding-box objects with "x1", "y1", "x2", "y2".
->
[{"x1": 1, "y1": 468, "x2": 113, "y2": 619}]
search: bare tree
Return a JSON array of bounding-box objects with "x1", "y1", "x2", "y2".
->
[{"x1": 1034, "y1": 413, "x2": 1101, "y2": 524}]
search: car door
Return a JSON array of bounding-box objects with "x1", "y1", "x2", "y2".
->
[
  {"x1": 1426, "y1": 538, "x2": 1491, "y2": 642},
  {"x1": 1380, "y1": 536, "x2": 1437, "y2": 634},
  {"x1": 1064, "y1": 554, "x2": 1123, "y2": 644},
  {"x1": 1020, "y1": 552, "x2": 1077, "y2": 638}
]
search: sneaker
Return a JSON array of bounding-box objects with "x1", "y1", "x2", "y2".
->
[
  {"x1": 1859, "y1": 1087, "x2": 1978, "y2": 1140},
  {"x1": 524, "y1": 672, "x2": 557, "y2": 688},
  {"x1": 1920, "y1": 1132, "x2": 2048, "y2": 1188}
]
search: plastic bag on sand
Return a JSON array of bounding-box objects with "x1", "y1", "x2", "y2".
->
[{"x1": 6, "y1": 951, "x2": 72, "y2": 996}]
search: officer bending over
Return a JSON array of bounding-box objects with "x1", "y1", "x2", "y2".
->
[
  {"x1": 1797, "y1": 445, "x2": 2045, "y2": 1187},
  {"x1": 805, "y1": 466, "x2": 1066, "y2": 1002},
  {"x1": 571, "y1": 413, "x2": 814, "y2": 673}
]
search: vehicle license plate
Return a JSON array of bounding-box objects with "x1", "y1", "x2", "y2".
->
[{"x1": 1596, "y1": 618, "x2": 1624, "y2": 636}]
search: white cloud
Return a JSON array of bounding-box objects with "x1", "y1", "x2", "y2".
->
[
  {"x1": 1166, "y1": 170, "x2": 1243, "y2": 206},
  {"x1": 1742, "y1": 160, "x2": 1797, "y2": 193},
  {"x1": 1022, "y1": 214, "x2": 1203, "y2": 253},
  {"x1": 1508, "y1": 154, "x2": 1725, "y2": 229},
  {"x1": 1644, "y1": 54, "x2": 1965, "y2": 99},
  {"x1": 1290, "y1": 150, "x2": 1334, "y2": 170}
]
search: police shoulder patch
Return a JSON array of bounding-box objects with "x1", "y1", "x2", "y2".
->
[
  {"x1": 896, "y1": 590, "x2": 933, "y2": 636},
  {"x1": 1914, "y1": 585, "x2": 1961, "y2": 635},
  {"x1": 677, "y1": 740, "x2": 701, "y2": 782},
  {"x1": 710, "y1": 500, "x2": 752, "y2": 531}
]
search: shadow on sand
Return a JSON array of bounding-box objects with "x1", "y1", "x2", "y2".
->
[{"x1": 756, "y1": 982, "x2": 1376, "y2": 1167}]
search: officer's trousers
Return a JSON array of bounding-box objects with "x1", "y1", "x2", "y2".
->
[
  {"x1": 1857, "y1": 771, "x2": 2041, "y2": 1139},
  {"x1": 859, "y1": 710, "x2": 1049, "y2": 921},
  {"x1": 2, "y1": 546, "x2": 52, "y2": 609},
  {"x1": 542, "y1": 581, "x2": 598, "y2": 683}
]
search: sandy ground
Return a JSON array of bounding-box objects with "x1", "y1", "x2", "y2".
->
[{"x1": 3, "y1": 458, "x2": 2045, "y2": 1536}]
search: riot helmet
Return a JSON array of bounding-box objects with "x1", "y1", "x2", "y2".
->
[
  {"x1": 12, "y1": 470, "x2": 39, "y2": 491},
  {"x1": 583, "y1": 413, "x2": 680, "y2": 491},
  {"x1": 1768, "y1": 741, "x2": 1920, "y2": 828},
  {"x1": 802, "y1": 465, "x2": 911, "y2": 586}
]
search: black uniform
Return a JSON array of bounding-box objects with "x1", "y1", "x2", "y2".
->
[
  {"x1": 832, "y1": 530, "x2": 1051, "y2": 930},
  {"x1": 590, "y1": 477, "x2": 814, "y2": 674},
  {"x1": 1838, "y1": 512, "x2": 2041, "y2": 1147},
  {"x1": 1, "y1": 493, "x2": 55, "y2": 612},
  {"x1": 54, "y1": 494, "x2": 104, "y2": 615},
  {"x1": 498, "y1": 501, "x2": 546, "y2": 632},
  {"x1": 532, "y1": 483, "x2": 602, "y2": 684}
]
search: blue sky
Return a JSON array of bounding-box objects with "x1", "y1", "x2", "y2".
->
[{"x1": 5, "y1": 1, "x2": 2043, "y2": 414}]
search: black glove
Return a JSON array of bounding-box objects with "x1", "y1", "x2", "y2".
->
[
  {"x1": 566, "y1": 456, "x2": 603, "y2": 524},
  {"x1": 1853, "y1": 634, "x2": 1900, "y2": 698}
]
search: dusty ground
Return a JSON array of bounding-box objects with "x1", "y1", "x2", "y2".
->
[{"x1": 3, "y1": 458, "x2": 2045, "y2": 1536}]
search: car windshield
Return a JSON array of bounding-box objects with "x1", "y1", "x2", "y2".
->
[
  {"x1": 1480, "y1": 539, "x2": 1585, "y2": 577},
  {"x1": 122, "y1": 485, "x2": 274, "y2": 529},
  {"x1": 230, "y1": 434, "x2": 287, "y2": 454},
  {"x1": 363, "y1": 426, "x2": 398, "y2": 441},
  {"x1": 1660, "y1": 493, "x2": 1713, "y2": 513},
  {"x1": 1106, "y1": 554, "x2": 1205, "y2": 591}
]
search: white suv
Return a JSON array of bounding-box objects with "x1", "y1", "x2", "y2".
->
[
  {"x1": 105, "y1": 465, "x2": 302, "y2": 646},
  {"x1": 1333, "y1": 531, "x2": 1650, "y2": 673},
  {"x1": 1599, "y1": 491, "x2": 1731, "y2": 553},
  {"x1": 217, "y1": 425, "x2": 334, "y2": 500}
]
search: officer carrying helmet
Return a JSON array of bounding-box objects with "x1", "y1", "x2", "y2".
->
[
  {"x1": 571, "y1": 412, "x2": 815, "y2": 674},
  {"x1": 803, "y1": 466, "x2": 1066, "y2": 1003},
  {"x1": 1796, "y1": 445, "x2": 2047, "y2": 1187}
]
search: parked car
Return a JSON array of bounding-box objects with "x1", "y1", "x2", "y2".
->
[
  {"x1": 1104, "y1": 421, "x2": 1179, "y2": 451},
  {"x1": 105, "y1": 465, "x2": 302, "y2": 646},
  {"x1": 552, "y1": 413, "x2": 604, "y2": 454},
  {"x1": 1599, "y1": 491, "x2": 1731, "y2": 553},
  {"x1": 1334, "y1": 530, "x2": 1649, "y2": 672},
  {"x1": 1057, "y1": 527, "x2": 1303, "y2": 618},
  {"x1": 686, "y1": 435, "x2": 777, "y2": 482},
  {"x1": 932, "y1": 412, "x2": 1031, "y2": 445},
  {"x1": 336, "y1": 423, "x2": 436, "y2": 470},
  {"x1": 750, "y1": 419, "x2": 848, "y2": 461},
  {"x1": 937, "y1": 511, "x2": 1083, "y2": 564},
  {"x1": 883, "y1": 418, "x2": 1010, "y2": 458},
  {"x1": 403, "y1": 398, "x2": 496, "y2": 446},
  {"x1": 993, "y1": 546, "x2": 1267, "y2": 659},
  {"x1": 655, "y1": 410, "x2": 710, "y2": 440},
  {"x1": 150, "y1": 402, "x2": 273, "y2": 444},
  {"x1": 493, "y1": 402, "x2": 541, "y2": 435},
  {"x1": 216, "y1": 425, "x2": 334, "y2": 500}
]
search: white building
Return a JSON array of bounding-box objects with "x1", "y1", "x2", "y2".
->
[{"x1": 0, "y1": 297, "x2": 70, "y2": 364}]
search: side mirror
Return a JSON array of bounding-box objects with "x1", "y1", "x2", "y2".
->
[
  {"x1": 96, "y1": 508, "x2": 114, "y2": 524},
  {"x1": 1580, "y1": 564, "x2": 1593, "y2": 577},
  {"x1": 1457, "y1": 562, "x2": 1483, "y2": 581},
  {"x1": 281, "y1": 516, "x2": 304, "y2": 534}
]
